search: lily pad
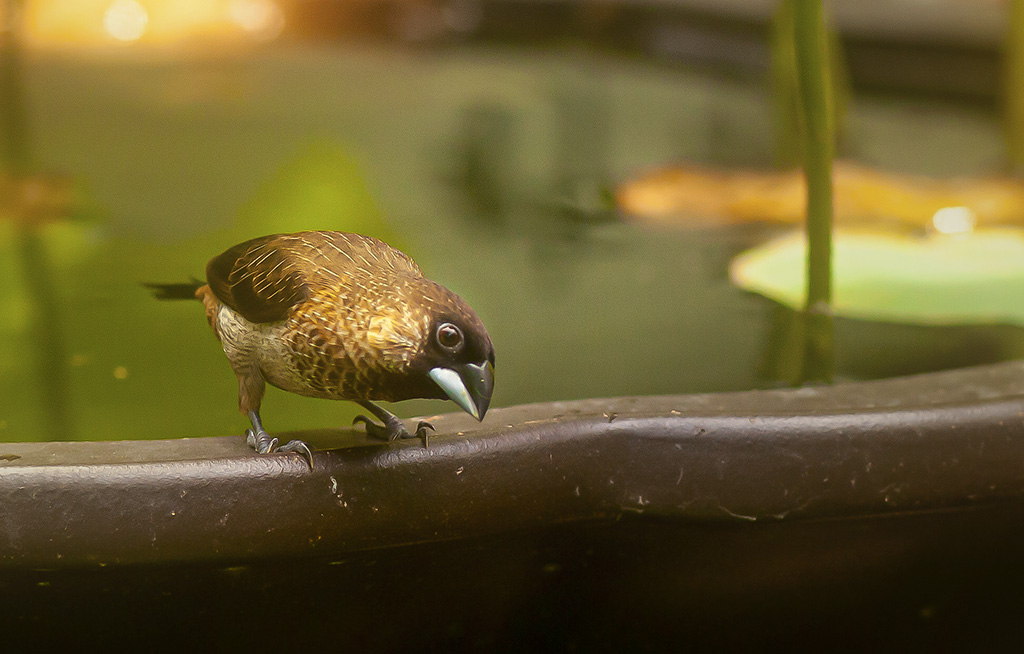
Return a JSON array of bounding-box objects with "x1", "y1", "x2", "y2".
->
[{"x1": 730, "y1": 228, "x2": 1024, "y2": 326}]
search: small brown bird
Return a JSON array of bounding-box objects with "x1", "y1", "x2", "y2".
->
[{"x1": 149, "y1": 231, "x2": 494, "y2": 467}]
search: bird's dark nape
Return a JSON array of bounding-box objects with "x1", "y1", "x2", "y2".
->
[{"x1": 142, "y1": 278, "x2": 204, "y2": 300}]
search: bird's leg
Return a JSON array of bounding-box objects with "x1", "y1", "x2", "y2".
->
[
  {"x1": 245, "y1": 409, "x2": 314, "y2": 469},
  {"x1": 245, "y1": 409, "x2": 276, "y2": 452},
  {"x1": 353, "y1": 401, "x2": 433, "y2": 446}
]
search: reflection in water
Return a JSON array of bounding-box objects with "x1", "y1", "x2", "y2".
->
[
  {"x1": 449, "y1": 69, "x2": 621, "y2": 289},
  {"x1": 547, "y1": 54, "x2": 617, "y2": 234},
  {"x1": 451, "y1": 103, "x2": 517, "y2": 228}
]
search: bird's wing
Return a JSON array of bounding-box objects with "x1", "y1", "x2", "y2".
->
[
  {"x1": 206, "y1": 234, "x2": 312, "y2": 323},
  {"x1": 206, "y1": 231, "x2": 421, "y2": 324},
  {"x1": 310, "y1": 231, "x2": 422, "y2": 281}
]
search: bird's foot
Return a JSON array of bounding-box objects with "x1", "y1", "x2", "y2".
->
[
  {"x1": 246, "y1": 428, "x2": 314, "y2": 469},
  {"x1": 353, "y1": 414, "x2": 434, "y2": 446}
]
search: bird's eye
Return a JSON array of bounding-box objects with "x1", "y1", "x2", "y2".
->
[{"x1": 436, "y1": 323, "x2": 464, "y2": 350}]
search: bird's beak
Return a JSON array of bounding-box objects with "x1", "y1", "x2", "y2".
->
[{"x1": 429, "y1": 361, "x2": 494, "y2": 421}]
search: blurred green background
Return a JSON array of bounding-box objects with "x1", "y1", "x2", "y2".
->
[{"x1": 1, "y1": 0, "x2": 1020, "y2": 442}]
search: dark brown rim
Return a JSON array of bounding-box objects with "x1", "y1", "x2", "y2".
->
[{"x1": 2, "y1": 360, "x2": 1023, "y2": 568}]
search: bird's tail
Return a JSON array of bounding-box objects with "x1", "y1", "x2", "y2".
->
[{"x1": 142, "y1": 277, "x2": 204, "y2": 300}]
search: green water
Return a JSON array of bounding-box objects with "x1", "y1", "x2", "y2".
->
[{"x1": 0, "y1": 42, "x2": 1015, "y2": 442}]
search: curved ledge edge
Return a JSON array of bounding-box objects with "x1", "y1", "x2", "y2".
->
[{"x1": 1, "y1": 360, "x2": 1024, "y2": 567}]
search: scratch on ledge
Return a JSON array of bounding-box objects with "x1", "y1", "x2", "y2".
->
[
  {"x1": 772, "y1": 498, "x2": 815, "y2": 520},
  {"x1": 719, "y1": 506, "x2": 758, "y2": 522}
]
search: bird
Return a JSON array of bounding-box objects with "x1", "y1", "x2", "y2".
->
[{"x1": 147, "y1": 230, "x2": 495, "y2": 468}]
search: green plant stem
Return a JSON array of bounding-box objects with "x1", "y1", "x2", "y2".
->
[
  {"x1": 770, "y1": 0, "x2": 849, "y2": 169},
  {"x1": 0, "y1": 0, "x2": 29, "y2": 172},
  {"x1": 770, "y1": 0, "x2": 801, "y2": 167},
  {"x1": 793, "y1": 0, "x2": 834, "y2": 384},
  {"x1": 1007, "y1": 0, "x2": 1024, "y2": 173},
  {"x1": 1, "y1": 0, "x2": 74, "y2": 439}
]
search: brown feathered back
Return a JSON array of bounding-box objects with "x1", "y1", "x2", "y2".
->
[{"x1": 206, "y1": 231, "x2": 421, "y2": 324}]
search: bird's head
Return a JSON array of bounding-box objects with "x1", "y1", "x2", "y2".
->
[
  {"x1": 391, "y1": 281, "x2": 495, "y2": 421},
  {"x1": 422, "y1": 313, "x2": 494, "y2": 421}
]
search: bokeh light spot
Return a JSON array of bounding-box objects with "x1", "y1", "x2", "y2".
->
[
  {"x1": 227, "y1": 0, "x2": 284, "y2": 41},
  {"x1": 103, "y1": 0, "x2": 148, "y2": 42},
  {"x1": 931, "y1": 206, "x2": 977, "y2": 235}
]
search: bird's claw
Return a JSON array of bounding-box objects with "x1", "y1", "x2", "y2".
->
[
  {"x1": 414, "y1": 421, "x2": 434, "y2": 447},
  {"x1": 276, "y1": 439, "x2": 314, "y2": 469},
  {"x1": 245, "y1": 428, "x2": 314, "y2": 469},
  {"x1": 246, "y1": 428, "x2": 278, "y2": 453},
  {"x1": 353, "y1": 415, "x2": 434, "y2": 447}
]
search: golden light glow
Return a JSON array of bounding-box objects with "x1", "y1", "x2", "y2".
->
[
  {"x1": 228, "y1": 0, "x2": 284, "y2": 41},
  {"x1": 103, "y1": 0, "x2": 148, "y2": 42},
  {"x1": 931, "y1": 206, "x2": 977, "y2": 235},
  {"x1": 24, "y1": 0, "x2": 285, "y2": 47}
]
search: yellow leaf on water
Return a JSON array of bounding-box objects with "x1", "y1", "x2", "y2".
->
[{"x1": 619, "y1": 161, "x2": 1024, "y2": 230}]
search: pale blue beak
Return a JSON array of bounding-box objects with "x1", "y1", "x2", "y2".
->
[{"x1": 429, "y1": 361, "x2": 494, "y2": 421}]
